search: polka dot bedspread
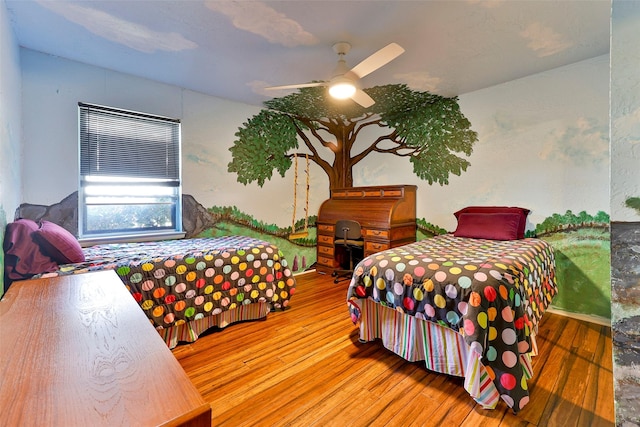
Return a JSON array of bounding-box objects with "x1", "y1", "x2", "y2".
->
[
  {"x1": 36, "y1": 236, "x2": 296, "y2": 329},
  {"x1": 347, "y1": 234, "x2": 557, "y2": 413}
]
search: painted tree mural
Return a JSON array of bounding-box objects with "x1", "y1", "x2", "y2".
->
[{"x1": 228, "y1": 84, "x2": 478, "y2": 190}]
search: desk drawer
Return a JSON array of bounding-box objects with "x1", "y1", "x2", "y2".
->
[
  {"x1": 317, "y1": 255, "x2": 337, "y2": 268},
  {"x1": 365, "y1": 241, "x2": 390, "y2": 253},
  {"x1": 318, "y1": 224, "x2": 334, "y2": 234},
  {"x1": 318, "y1": 235, "x2": 334, "y2": 245},
  {"x1": 318, "y1": 245, "x2": 334, "y2": 256},
  {"x1": 364, "y1": 228, "x2": 389, "y2": 239}
]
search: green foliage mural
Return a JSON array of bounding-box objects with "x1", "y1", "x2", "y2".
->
[
  {"x1": 416, "y1": 218, "x2": 448, "y2": 240},
  {"x1": 228, "y1": 84, "x2": 478, "y2": 190},
  {"x1": 533, "y1": 210, "x2": 610, "y2": 236},
  {"x1": 625, "y1": 196, "x2": 640, "y2": 215}
]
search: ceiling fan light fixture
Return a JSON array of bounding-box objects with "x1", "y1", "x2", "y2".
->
[{"x1": 329, "y1": 77, "x2": 356, "y2": 99}]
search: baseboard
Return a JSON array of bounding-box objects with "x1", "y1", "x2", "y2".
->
[
  {"x1": 293, "y1": 269, "x2": 317, "y2": 277},
  {"x1": 546, "y1": 306, "x2": 611, "y2": 327}
]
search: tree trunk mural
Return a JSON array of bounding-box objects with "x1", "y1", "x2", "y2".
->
[{"x1": 227, "y1": 84, "x2": 478, "y2": 191}]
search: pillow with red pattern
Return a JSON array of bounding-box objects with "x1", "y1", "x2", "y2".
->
[
  {"x1": 32, "y1": 220, "x2": 85, "y2": 264},
  {"x1": 453, "y1": 212, "x2": 522, "y2": 240},
  {"x1": 454, "y1": 206, "x2": 530, "y2": 239}
]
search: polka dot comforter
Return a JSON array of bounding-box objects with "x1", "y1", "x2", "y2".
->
[
  {"x1": 347, "y1": 234, "x2": 557, "y2": 413},
  {"x1": 36, "y1": 236, "x2": 296, "y2": 329}
]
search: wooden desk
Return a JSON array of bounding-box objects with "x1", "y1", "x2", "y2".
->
[
  {"x1": 0, "y1": 270, "x2": 211, "y2": 427},
  {"x1": 316, "y1": 185, "x2": 417, "y2": 274}
]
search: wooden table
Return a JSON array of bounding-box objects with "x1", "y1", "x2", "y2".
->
[{"x1": 0, "y1": 270, "x2": 211, "y2": 426}]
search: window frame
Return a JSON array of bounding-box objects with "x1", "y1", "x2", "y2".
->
[{"x1": 78, "y1": 102, "x2": 184, "y2": 244}]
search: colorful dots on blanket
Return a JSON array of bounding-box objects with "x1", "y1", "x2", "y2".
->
[
  {"x1": 484, "y1": 286, "x2": 497, "y2": 302},
  {"x1": 458, "y1": 276, "x2": 472, "y2": 289},
  {"x1": 464, "y1": 318, "x2": 475, "y2": 336},
  {"x1": 446, "y1": 311, "x2": 460, "y2": 325},
  {"x1": 403, "y1": 297, "x2": 415, "y2": 311},
  {"x1": 500, "y1": 372, "x2": 517, "y2": 390},
  {"x1": 424, "y1": 304, "x2": 436, "y2": 317},
  {"x1": 476, "y1": 312, "x2": 488, "y2": 329}
]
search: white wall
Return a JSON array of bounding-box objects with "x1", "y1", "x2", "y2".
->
[
  {"x1": 611, "y1": 0, "x2": 640, "y2": 222},
  {"x1": 357, "y1": 55, "x2": 610, "y2": 232},
  {"x1": 20, "y1": 49, "x2": 609, "y2": 233},
  {"x1": 0, "y1": 0, "x2": 22, "y2": 296},
  {"x1": 20, "y1": 49, "x2": 327, "y2": 228},
  {"x1": 0, "y1": 0, "x2": 22, "y2": 221}
]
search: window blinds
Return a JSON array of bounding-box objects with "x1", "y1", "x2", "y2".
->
[{"x1": 79, "y1": 103, "x2": 180, "y2": 181}]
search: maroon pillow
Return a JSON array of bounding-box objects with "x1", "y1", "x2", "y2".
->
[
  {"x1": 453, "y1": 212, "x2": 521, "y2": 240},
  {"x1": 32, "y1": 220, "x2": 85, "y2": 264},
  {"x1": 454, "y1": 206, "x2": 530, "y2": 238},
  {"x1": 3, "y1": 219, "x2": 58, "y2": 280}
]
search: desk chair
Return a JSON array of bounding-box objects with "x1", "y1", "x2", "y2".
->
[{"x1": 332, "y1": 220, "x2": 364, "y2": 284}]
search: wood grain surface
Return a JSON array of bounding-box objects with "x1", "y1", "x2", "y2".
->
[
  {"x1": 0, "y1": 271, "x2": 210, "y2": 427},
  {"x1": 174, "y1": 271, "x2": 614, "y2": 427}
]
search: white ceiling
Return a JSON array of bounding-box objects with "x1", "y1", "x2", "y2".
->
[{"x1": 5, "y1": 0, "x2": 611, "y2": 107}]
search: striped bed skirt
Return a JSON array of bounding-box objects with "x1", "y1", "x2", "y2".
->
[
  {"x1": 352, "y1": 298, "x2": 536, "y2": 410},
  {"x1": 157, "y1": 301, "x2": 271, "y2": 349}
]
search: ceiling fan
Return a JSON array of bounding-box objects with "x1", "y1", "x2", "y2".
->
[{"x1": 265, "y1": 42, "x2": 405, "y2": 108}]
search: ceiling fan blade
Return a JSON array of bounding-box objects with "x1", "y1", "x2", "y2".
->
[
  {"x1": 265, "y1": 82, "x2": 326, "y2": 91},
  {"x1": 348, "y1": 43, "x2": 405, "y2": 79},
  {"x1": 350, "y1": 88, "x2": 375, "y2": 108}
]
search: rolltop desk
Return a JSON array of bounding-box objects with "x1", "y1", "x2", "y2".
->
[{"x1": 316, "y1": 185, "x2": 417, "y2": 274}]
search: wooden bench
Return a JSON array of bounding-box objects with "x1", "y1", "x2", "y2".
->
[{"x1": 0, "y1": 270, "x2": 211, "y2": 426}]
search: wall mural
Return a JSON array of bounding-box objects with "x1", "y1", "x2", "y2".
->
[
  {"x1": 227, "y1": 84, "x2": 477, "y2": 190},
  {"x1": 16, "y1": 193, "x2": 610, "y2": 320},
  {"x1": 625, "y1": 196, "x2": 640, "y2": 215}
]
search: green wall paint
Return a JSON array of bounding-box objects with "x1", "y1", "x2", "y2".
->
[{"x1": 541, "y1": 229, "x2": 611, "y2": 319}]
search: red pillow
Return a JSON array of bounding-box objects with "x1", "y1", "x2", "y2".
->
[
  {"x1": 453, "y1": 212, "x2": 521, "y2": 240},
  {"x1": 32, "y1": 220, "x2": 85, "y2": 264},
  {"x1": 3, "y1": 219, "x2": 58, "y2": 281},
  {"x1": 454, "y1": 206, "x2": 530, "y2": 238}
]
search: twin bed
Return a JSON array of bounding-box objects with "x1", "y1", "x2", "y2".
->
[
  {"x1": 4, "y1": 219, "x2": 296, "y2": 349},
  {"x1": 346, "y1": 207, "x2": 558, "y2": 413}
]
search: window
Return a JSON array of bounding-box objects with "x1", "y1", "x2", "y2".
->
[{"x1": 79, "y1": 103, "x2": 182, "y2": 243}]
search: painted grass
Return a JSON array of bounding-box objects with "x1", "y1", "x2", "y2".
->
[
  {"x1": 541, "y1": 228, "x2": 611, "y2": 319},
  {"x1": 195, "y1": 222, "x2": 317, "y2": 274}
]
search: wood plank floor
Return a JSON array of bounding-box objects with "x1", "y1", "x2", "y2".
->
[{"x1": 173, "y1": 272, "x2": 615, "y2": 427}]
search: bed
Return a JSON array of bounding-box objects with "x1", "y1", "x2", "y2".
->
[
  {"x1": 346, "y1": 208, "x2": 558, "y2": 413},
  {"x1": 4, "y1": 219, "x2": 296, "y2": 349}
]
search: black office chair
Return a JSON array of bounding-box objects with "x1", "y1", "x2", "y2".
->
[{"x1": 332, "y1": 219, "x2": 364, "y2": 283}]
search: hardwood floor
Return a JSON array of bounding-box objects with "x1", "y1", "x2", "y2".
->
[{"x1": 173, "y1": 271, "x2": 615, "y2": 427}]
